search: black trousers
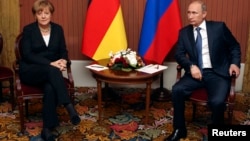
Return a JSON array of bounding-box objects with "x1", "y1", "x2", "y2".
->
[
  {"x1": 20, "y1": 65, "x2": 71, "y2": 128},
  {"x1": 171, "y1": 69, "x2": 230, "y2": 129}
]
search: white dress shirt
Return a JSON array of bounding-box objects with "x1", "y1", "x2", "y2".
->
[{"x1": 194, "y1": 20, "x2": 212, "y2": 68}]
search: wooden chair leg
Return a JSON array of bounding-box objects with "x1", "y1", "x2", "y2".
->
[
  {"x1": 228, "y1": 104, "x2": 233, "y2": 124},
  {"x1": 18, "y1": 99, "x2": 25, "y2": 133},
  {"x1": 9, "y1": 78, "x2": 15, "y2": 111},
  {"x1": 192, "y1": 103, "x2": 197, "y2": 122},
  {"x1": 25, "y1": 100, "x2": 29, "y2": 117},
  {"x1": 0, "y1": 83, "x2": 3, "y2": 102}
]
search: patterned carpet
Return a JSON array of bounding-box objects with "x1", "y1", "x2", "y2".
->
[{"x1": 0, "y1": 87, "x2": 250, "y2": 141}]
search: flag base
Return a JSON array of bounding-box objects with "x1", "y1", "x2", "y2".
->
[{"x1": 151, "y1": 87, "x2": 171, "y2": 101}]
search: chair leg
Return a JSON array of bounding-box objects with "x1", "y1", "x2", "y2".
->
[
  {"x1": 192, "y1": 103, "x2": 197, "y2": 122},
  {"x1": 0, "y1": 82, "x2": 3, "y2": 102},
  {"x1": 25, "y1": 100, "x2": 29, "y2": 117},
  {"x1": 9, "y1": 78, "x2": 15, "y2": 111},
  {"x1": 18, "y1": 99, "x2": 25, "y2": 133},
  {"x1": 228, "y1": 104, "x2": 233, "y2": 124},
  {"x1": 0, "y1": 79, "x2": 15, "y2": 111}
]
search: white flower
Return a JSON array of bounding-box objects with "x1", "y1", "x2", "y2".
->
[
  {"x1": 125, "y1": 52, "x2": 137, "y2": 67},
  {"x1": 108, "y1": 48, "x2": 145, "y2": 68}
]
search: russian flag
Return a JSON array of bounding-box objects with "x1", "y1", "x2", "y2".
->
[
  {"x1": 138, "y1": 0, "x2": 182, "y2": 64},
  {"x1": 82, "y1": 0, "x2": 127, "y2": 61}
]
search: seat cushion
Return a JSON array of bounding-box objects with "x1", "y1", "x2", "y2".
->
[
  {"x1": 0, "y1": 67, "x2": 13, "y2": 79},
  {"x1": 190, "y1": 88, "x2": 230, "y2": 104},
  {"x1": 16, "y1": 78, "x2": 71, "y2": 96},
  {"x1": 19, "y1": 83, "x2": 43, "y2": 96},
  {"x1": 189, "y1": 88, "x2": 208, "y2": 103}
]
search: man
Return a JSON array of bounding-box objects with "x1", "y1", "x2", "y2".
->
[{"x1": 165, "y1": 0, "x2": 241, "y2": 141}]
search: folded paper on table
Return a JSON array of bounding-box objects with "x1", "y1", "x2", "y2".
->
[
  {"x1": 86, "y1": 64, "x2": 108, "y2": 71},
  {"x1": 136, "y1": 64, "x2": 168, "y2": 74}
]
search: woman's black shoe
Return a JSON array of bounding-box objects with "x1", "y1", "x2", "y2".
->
[
  {"x1": 65, "y1": 103, "x2": 81, "y2": 125},
  {"x1": 71, "y1": 115, "x2": 81, "y2": 125}
]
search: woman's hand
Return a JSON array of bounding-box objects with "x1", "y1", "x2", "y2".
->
[{"x1": 50, "y1": 59, "x2": 67, "y2": 71}]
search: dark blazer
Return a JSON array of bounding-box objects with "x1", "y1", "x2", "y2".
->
[
  {"x1": 175, "y1": 21, "x2": 241, "y2": 77},
  {"x1": 20, "y1": 22, "x2": 68, "y2": 73}
]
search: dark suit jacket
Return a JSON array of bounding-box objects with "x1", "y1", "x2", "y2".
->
[
  {"x1": 20, "y1": 22, "x2": 68, "y2": 73},
  {"x1": 175, "y1": 21, "x2": 241, "y2": 77}
]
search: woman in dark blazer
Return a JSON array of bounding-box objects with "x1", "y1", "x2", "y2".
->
[
  {"x1": 19, "y1": 0, "x2": 80, "y2": 140},
  {"x1": 165, "y1": 1, "x2": 241, "y2": 141}
]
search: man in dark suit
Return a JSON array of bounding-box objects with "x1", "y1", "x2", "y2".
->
[{"x1": 165, "y1": 0, "x2": 241, "y2": 141}]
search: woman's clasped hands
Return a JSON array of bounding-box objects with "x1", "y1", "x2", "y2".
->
[{"x1": 50, "y1": 59, "x2": 67, "y2": 71}]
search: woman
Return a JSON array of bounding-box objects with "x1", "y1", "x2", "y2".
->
[{"x1": 19, "y1": 0, "x2": 80, "y2": 140}]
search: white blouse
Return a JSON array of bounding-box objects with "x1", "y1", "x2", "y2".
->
[{"x1": 43, "y1": 34, "x2": 50, "y2": 47}]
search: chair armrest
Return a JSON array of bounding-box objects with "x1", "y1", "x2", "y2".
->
[
  {"x1": 66, "y1": 60, "x2": 74, "y2": 88},
  {"x1": 176, "y1": 64, "x2": 183, "y2": 82},
  {"x1": 228, "y1": 71, "x2": 236, "y2": 103},
  {"x1": 12, "y1": 60, "x2": 22, "y2": 92},
  {"x1": 12, "y1": 60, "x2": 19, "y2": 72}
]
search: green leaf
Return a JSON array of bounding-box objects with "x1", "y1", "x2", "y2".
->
[{"x1": 121, "y1": 67, "x2": 132, "y2": 72}]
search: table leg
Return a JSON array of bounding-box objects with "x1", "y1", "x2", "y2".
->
[
  {"x1": 145, "y1": 82, "x2": 151, "y2": 125},
  {"x1": 97, "y1": 80, "x2": 102, "y2": 121}
]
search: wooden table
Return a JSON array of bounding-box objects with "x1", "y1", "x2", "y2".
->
[{"x1": 89, "y1": 59, "x2": 164, "y2": 125}]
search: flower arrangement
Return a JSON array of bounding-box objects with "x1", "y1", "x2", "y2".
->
[{"x1": 107, "y1": 48, "x2": 145, "y2": 71}]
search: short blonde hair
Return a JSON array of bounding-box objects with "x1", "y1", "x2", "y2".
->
[{"x1": 32, "y1": 0, "x2": 54, "y2": 15}]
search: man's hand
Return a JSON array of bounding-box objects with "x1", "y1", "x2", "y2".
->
[
  {"x1": 229, "y1": 64, "x2": 240, "y2": 78},
  {"x1": 190, "y1": 65, "x2": 202, "y2": 81}
]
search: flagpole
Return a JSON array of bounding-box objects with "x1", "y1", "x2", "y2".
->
[{"x1": 151, "y1": 71, "x2": 171, "y2": 101}]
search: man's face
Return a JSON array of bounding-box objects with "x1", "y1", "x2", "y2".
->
[{"x1": 187, "y1": 2, "x2": 207, "y2": 27}]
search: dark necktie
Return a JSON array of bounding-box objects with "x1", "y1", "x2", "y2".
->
[{"x1": 195, "y1": 27, "x2": 203, "y2": 70}]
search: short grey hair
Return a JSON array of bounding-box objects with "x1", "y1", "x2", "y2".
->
[{"x1": 192, "y1": 0, "x2": 207, "y2": 12}]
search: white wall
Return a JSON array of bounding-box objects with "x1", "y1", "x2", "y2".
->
[{"x1": 70, "y1": 60, "x2": 244, "y2": 92}]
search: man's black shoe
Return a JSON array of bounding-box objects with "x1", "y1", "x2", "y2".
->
[
  {"x1": 41, "y1": 128, "x2": 56, "y2": 141},
  {"x1": 164, "y1": 129, "x2": 187, "y2": 141}
]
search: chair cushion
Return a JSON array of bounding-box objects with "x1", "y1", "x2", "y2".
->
[
  {"x1": 190, "y1": 88, "x2": 230, "y2": 104},
  {"x1": 189, "y1": 88, "x2": 208, "y2": 103},
  {"x1": 0, "y1": 67, "x2": 13, "y2": 79},
  {"x1": 19, "y1": 83, "x2": 42, "y2": 96},
  {"x1": 17, "y1": 78, "x2": 71, "y2": 96}
]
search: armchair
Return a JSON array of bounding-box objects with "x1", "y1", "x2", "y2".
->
[
  {"x1": 176, "y1": 64, "x2": 236, "y2": 124},
  {"x1": 13, "y1": 33, "x2": 75, "y2": 133}
]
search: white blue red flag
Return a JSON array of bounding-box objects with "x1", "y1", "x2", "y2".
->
[{"x1": 138, "y1": 0, "x2": 182, "y2": 64}]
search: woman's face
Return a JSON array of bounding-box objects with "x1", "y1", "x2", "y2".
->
[{"x1": 35, "y1": 7, "x2": 52, "y2": 26}]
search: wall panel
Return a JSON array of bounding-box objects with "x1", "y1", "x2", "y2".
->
[
  {"x1": 0, "y1": 0, "x2": 19, "y2": 68},
  {"x1": 19, "y1": 0, "x2": 249, "y2": 62}
]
